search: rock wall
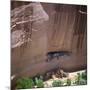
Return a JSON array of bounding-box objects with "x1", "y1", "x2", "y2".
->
[{"x1": 11, "y1": 1, "x2": 87, "y2": 78}]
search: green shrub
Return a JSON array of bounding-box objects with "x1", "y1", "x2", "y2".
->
[
  {"x1": 62, "y1": 79, "x2": 68, "y2": 86},
  {"x1": 35, "y1": 77, "x2": 44, "y2": 88},
  {"x1": 76, "y1": 73, "x2": 81, "y2": 85},
  {"x1": 52, "y1": 80, "x2": 63, "y2": 87},
  {"x1": 79, "y1": 79, "x2": 87, "y2": 85},
  {"x1": 66, "y1": 79, "x2": 71, "y2": 86},
  {"x1": 75, "y1": 72, "x2": 87, "y2": 85},
  {"x1": 36, "y1": 79, "x2": 44, "y2": 88},
  {"x1": 81, "y1": 71, "x2": 87, "y2": 80},
  {"x1": 16, "y1": 77, "x2": 34, "y2": 89}
]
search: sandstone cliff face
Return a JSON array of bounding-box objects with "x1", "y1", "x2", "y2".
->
[{"x1": 11, "y1": 1, "x2": 87, "y2": 78}]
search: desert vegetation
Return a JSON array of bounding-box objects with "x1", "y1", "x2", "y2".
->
[{"x1": 15, "y1": 69, "x2": 87, "y2": 89}]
